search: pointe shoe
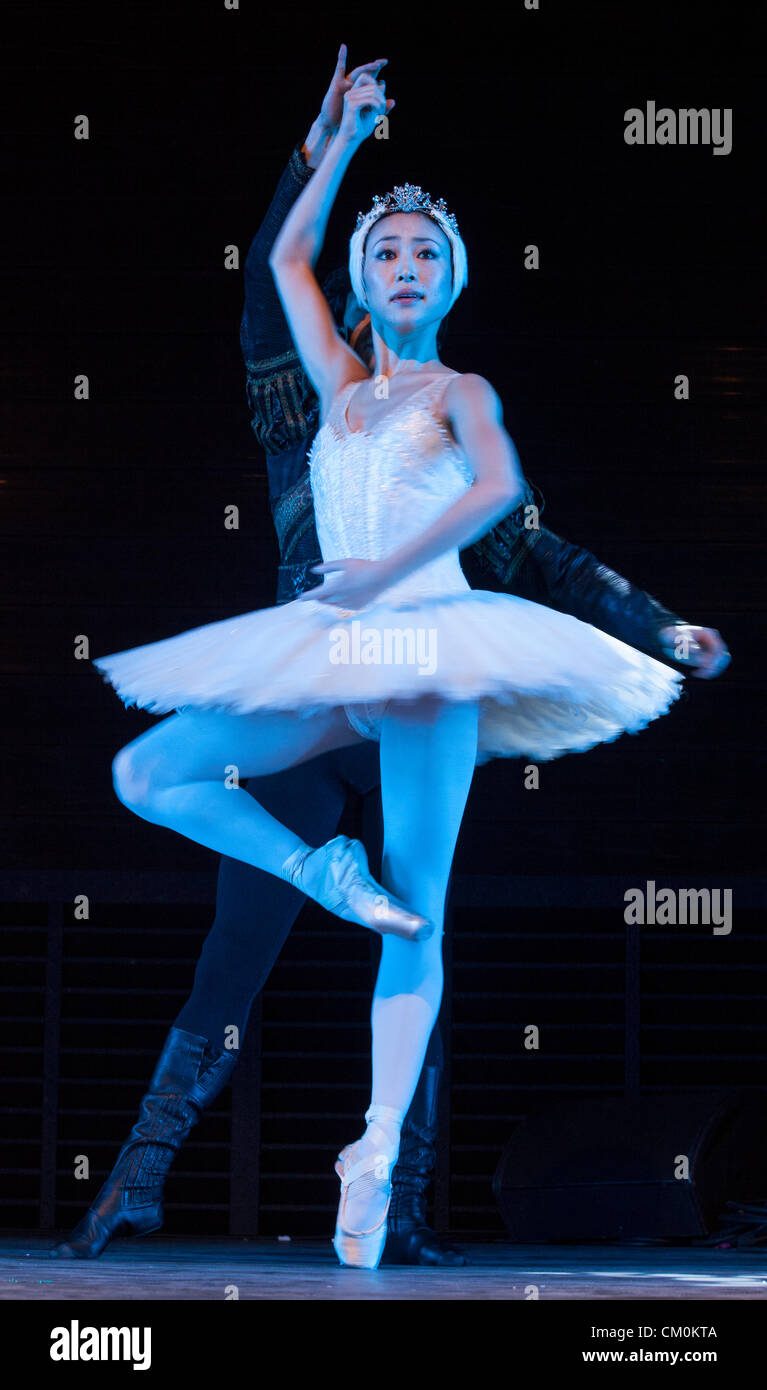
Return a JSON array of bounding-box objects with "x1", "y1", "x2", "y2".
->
[
  {"x1": 281, "y1": 835, "x2": 433, "y2": 942},
  {"x1": 332, "y1": 1140, "x2": 394, "y2": 1270}
]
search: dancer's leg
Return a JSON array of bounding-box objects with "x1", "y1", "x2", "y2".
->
[
  {"x1": 359, "y1": 782, "x2": 445, "y2": 1076},
  {"x1": 372, "y1": 697, "x2": 478, "y2": 1114},
  {"x1": 174, "y1": 747, "x2": 370, "y2": 1047},
  {"x1": 50, "y1": 743, "x2": 382, "y2": 1262},
  {"x1": 111, "y1": 705, "x2": 362, "y2": 876},
  {"x1": 338, "y1": 697, "x2": 479, "y2": 1233}
]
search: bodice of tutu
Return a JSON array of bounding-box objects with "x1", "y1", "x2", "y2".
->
[
  {"x1": 307, "y1": 374, "x2": 476, "y2": 606},
  {"x1": 94, "y1": 360, "x2": 684, "y2": 758}
]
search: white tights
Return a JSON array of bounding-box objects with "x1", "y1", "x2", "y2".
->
[
  {"x1": 111, "y1": 696, "x2": 479, "y2": 1177},
  {"x1": 345, "y1": 696, "x2": 478, "y2": 1228}
]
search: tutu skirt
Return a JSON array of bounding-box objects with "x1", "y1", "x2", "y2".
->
[{"x1": 93, "y1": 588, "x2": 685, "y2": 765}]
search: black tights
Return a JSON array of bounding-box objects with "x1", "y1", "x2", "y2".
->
[{"x1": 174, "y1": 740, "x2": 444, "y2": 1071}]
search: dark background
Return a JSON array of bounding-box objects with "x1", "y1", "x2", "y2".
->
[{"x1": 2, "y1": 1, "x2": 765, "y2": 1238}]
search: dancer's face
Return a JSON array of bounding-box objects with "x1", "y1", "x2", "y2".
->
[{"x1": 361, "y1": 212, "x2": 452, "y2": 339}]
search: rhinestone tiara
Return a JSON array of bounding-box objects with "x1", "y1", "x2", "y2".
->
[{"x1": 355, "y1": 182, "x2": 460, "y2": 235}]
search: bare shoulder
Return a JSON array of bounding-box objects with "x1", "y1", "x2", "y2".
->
[
  {"x1": 440, "y1": 372, "x2": 522, "y2": 496},
  {"x1": 444, "y1": 372, "x2": 503, "y2": 427}
]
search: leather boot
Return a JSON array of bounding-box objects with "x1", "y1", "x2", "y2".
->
[
  {"x1": 49, "y1": 1026, "x2": 239, "y2": 1258},
  {"x1": 381, "y1": 1064, "x2": 467, "y2": 1266}
]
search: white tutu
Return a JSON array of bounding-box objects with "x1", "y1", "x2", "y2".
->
[
  {"x1": 94, "y1": 372, "x2": 685, "y2": 765},
  {"x1": 94, "y1": 587, "x2": 684, "y2": 765}
]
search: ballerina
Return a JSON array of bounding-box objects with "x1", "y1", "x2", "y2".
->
[{"x1": 93, "y1": 72, "x2": 685, "y2": 1268}]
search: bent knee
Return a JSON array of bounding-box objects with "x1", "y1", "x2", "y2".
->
[{"x1": 112, "y1": 744, "x2": 164, "y2": 812}]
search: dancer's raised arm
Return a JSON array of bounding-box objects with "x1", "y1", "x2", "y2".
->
[{"x1": 269, "y1": 73, "x2": 393, "y2": 413}]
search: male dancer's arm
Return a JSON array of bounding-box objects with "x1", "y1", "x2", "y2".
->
[
  {"x1": 241, "y1": 124, "x2": 329, "y2": 370},
  {"x1": 463, "y1": 502, "x2": 687, "y2": 664},
  {"x1": 240, "y1": 128, "x2": 331, "y2": 605}
]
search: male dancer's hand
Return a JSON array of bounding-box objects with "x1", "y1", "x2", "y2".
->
[
  {"x1": 319, "y1": 44, "x2": 389, "y2": 135},
  {"x1": 337, "y1": 70, "x2": 394, "y2": 147},
  {"x1": 658, "y1": 623, "x2": 731, "y2": 678},
  {"x1": 302, "y1": 46, "x2": 391, "y2": 169}
]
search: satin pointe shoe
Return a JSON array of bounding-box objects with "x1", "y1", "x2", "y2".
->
[
  {"x1": 332, "y1": 1140, "x2": 397, "y2": 1270},
  {"x1": 280, "y1": 834, "x2": 433, "y2": 942}
]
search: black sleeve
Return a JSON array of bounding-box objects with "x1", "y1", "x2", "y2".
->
[
  {"x1": 239, "y1": 144, "x2": 325, "y2": 456},
  {"x1": 464, "y1": 483, "x2": 688, "y2": 662},
  {"x1": 526, "y1": 528, "x2": 688, "y2": 659},
  {"x1": 240, "y1": 143, "x2": 316, "y2": 362}
]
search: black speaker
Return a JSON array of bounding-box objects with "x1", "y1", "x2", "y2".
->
[{"x1": 493, "y1": 1088, "x2": 767, "y2": 1241}]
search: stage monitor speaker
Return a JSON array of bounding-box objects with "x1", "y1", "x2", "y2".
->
[{"x1": 493, "y1": 1087, "x2": 767, "y2": 1241}]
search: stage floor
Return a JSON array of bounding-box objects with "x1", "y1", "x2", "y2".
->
[{"x1": 3, "y1": 1235, "x2": 767, "y2": 1300}]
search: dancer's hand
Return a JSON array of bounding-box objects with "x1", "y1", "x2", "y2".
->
[
  {"x1": 298, "y1": 558, "x2": 393, "y2": 612},
  {"x1": 318, "y1": 44, "x2": 389, "y2": 134},
  {"x1": 337, "y1": 70, "x2": 394, "y2": 147},
  {"x1": 658, "y1": 623, "x2": 731, "y2": 678}
]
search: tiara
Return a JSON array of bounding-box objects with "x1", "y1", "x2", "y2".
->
[{"x1": 354, "y1": 183, "x2": 460, "y2": 235}]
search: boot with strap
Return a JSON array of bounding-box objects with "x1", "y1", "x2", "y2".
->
[
  {"x1": 381, "y1": 1063, "x2": 467, "y2": 1266},
  {"x1": 49, "y1": 1026, "x2": 239, "y2": 1259}
]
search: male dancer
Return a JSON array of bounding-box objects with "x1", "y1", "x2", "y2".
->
[{"x1": 51, "y1": 50, "x2": 729, "y2": 1267}]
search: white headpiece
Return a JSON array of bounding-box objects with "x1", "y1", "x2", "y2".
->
[{"x1": 348, "y1": 182, "x2": 468, "y2": 314}]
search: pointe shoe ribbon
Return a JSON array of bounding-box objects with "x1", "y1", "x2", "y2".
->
[
  {"x1": 281, "y1": 835, "x2": 433, "y2": 942},
  {"x1": 333, "y1": 1142, "x2": 394, "y2": 1269}
]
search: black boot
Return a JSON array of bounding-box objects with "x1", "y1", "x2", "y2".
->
[
  {"x1": 49, "y1": 1026, "x2": 239, "y2": 1258},
  {"x1": 381, "y1": 1064, "x2": 467, "y2": 1266}
]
